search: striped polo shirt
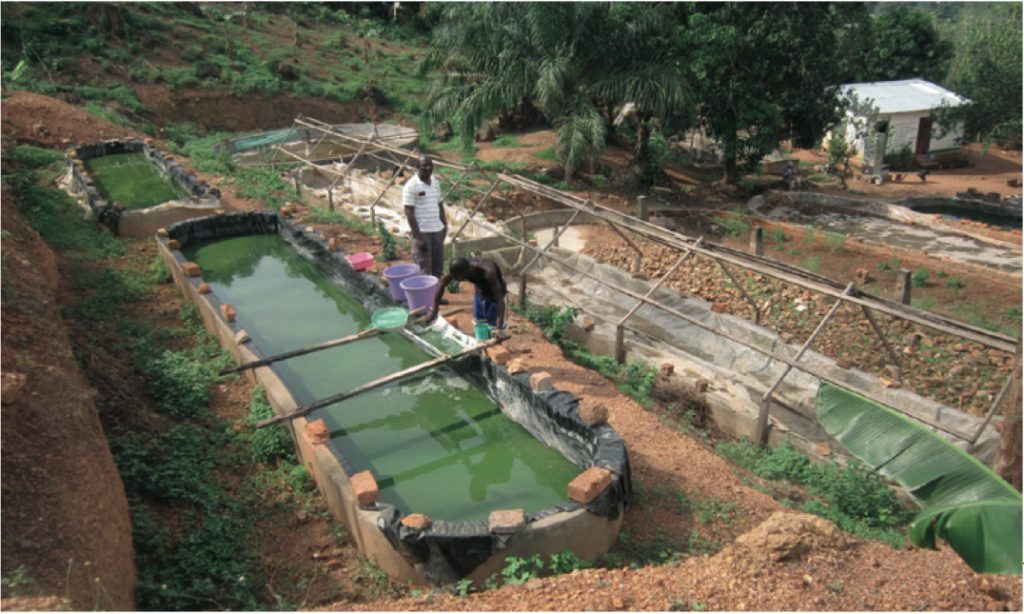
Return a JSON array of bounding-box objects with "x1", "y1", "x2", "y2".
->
[{"x1": 402, "y1": 174, "x2": 444, "y2": 233}]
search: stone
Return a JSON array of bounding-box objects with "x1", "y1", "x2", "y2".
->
[
  {"x1": 183, "y1": 262, "x2": 202, "y2": 277},
  {"x1": 1, "y1": 372, "x2": 28, "y2": 405},
  {"x1": 197, "y1": 282, "x2": 212, "y2": 295},
  {"x1": 167, "y1": 239, "x2": 181, "y2": 251},
  {"x1": 529, "y1": 371, "x2": 554, "y2": 392},
  {"x1": 525, "y1": 579, "x2": 544, "y2": 591},
  {"x1": 220, "y1": 304, "x2": 237, "y2": 323},
  {"x1": 295, "y1": 510, "x2": 309, "y2": 523},
  {"x1": 156, "y1": 227, "x2": 168, "y2": 237},
  {"x1": 659, "y1": 362, "x2": 674, "y2": 377},
  {"x1": 506, "y1": 358, "x2": 528, "y2": 375},
  {"x1": 814, "y1": 442, "x2": 832, "y2": 457},
  {"x1": 693, "y1": 378, "x2": 710, "y2": 394},
  {"x1": 567, "y1": 466, "x2": 613, "y2": 504},
  {"x1": 488, "y1": 508, "x2": 526, "y2": 533},
  {"x1": 879, "y1": 376, "x2": 900, "y2": 389},
  {"x1": 576, "y1": 314, "x2": 596, "y2": 332},
  {"x1": 836, "y1": 358, "x2": 853, "y2": 370},
  {"x1": 486, "y1": 345, "x2": 512, "y2": 366},
  {"x1": 401, "y1": 513, "x2": 432, "y2": 531},
  {"x1": 234, "y1": 329, "x2": 250, "y2": 344},
  {"x1": 350, "y1": 470, "x2": 380, "y2": 506},
  {"x1": 327, "y1": 237, "x2": 339, "y2": 252},
  {"x1": 578, "y1": 400, "x2": 609, "y2": 426},
  {"x1": 883, "y1": 365, "x2": 900, "y2": 380},
  {"x1": 305, "y1": 418, "x2": 329, "y2": 446}
]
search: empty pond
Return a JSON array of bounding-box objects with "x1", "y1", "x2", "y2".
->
[
  {"x1": 184, "y1": 234, "x2": 580, "y2": 521},
  {"x1": 86, "y1": 152, "x2": 189, "y2": 209}
]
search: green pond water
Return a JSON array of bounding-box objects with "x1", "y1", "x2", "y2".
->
[
  {"x1": 185, "y1": 235, "x2": 580, "y2": 521},
  {"x1": 87, "y1": 153, "x2": 189, "y2": 209}
]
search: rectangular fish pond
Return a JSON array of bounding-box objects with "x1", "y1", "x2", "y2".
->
[
  {"x1": 66, "y1": 139, "x2": 221, "y2": 238},
  {"x1": 157, "y1": 212, "x2": 630, "y2": 585}
]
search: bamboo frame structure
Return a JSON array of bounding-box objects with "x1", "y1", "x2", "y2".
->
[{"x1": 270, "y1": 116, "x2": 1019, "y2": 445}]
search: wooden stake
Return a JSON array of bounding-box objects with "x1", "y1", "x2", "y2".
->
[{"x1": 255, "y1": 339, "x2": 499, "y2": 429}]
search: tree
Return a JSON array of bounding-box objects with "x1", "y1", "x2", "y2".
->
[
  {"x1": 940, "y1": 3, "x2": 1022, "y2": 148},
  {"x1": 860, "y1": 5, "x2": 953, "y2": 83},
  {"x1": 424, "y1": 3, "x2": 691, "y2": 182},
  {"x1": 684, "y1": 3, "x2": 854, "y2": 183}
]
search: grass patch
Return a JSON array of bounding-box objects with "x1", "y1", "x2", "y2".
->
[
  {"x1": 716, "y1": 440, "x2": 910, "y2": 547},
  {"x1": 712, "y1": 210, "x2": 753, "y2": 237},
  {"x1": 910, "y1": 267, "x2": 930, "y2": 288}
]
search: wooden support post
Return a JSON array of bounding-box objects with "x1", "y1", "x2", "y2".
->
[
  {"x1": 637, "y1": 195, "x2": 648, "y2": 221},
  {"x1": 714, "y1": 258, "x2": 762, "y2": 324},
  {"x1": 327, "y1": 188, "x2": 334, "y2": 212},
  {"x1": 858, "y1": 303, "x2": 902, "y2": 378},
  {"x1": 754, "y1": 282, "x2": 855, "y2": 444},
  {"x1": 899, "y1": 269, "x2": 912, "y2": 305},
  {"x1": 293, "y1": 173, "x2": 301, "y2": 196},
  {"x1": 448, "y1": 178, "x2": 502, "y2": 243},
  {"x1": 971, "y1": 346, "x2": 1021, "y2": 445},
  {"x1": 750, "y1": 227, "x2": 764, "y2": 256},
  {"x1": 614, "y1": 241, "x2": 703, "y2": 363},
  {"x1": 605, "y1": 221, "x2": 643, "y2": 274}
]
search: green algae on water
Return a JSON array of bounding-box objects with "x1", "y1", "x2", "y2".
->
[
  {"x1": 87, "y1": 153, "x2": 189, "y2": 209},
  {"x1": 185, "y1": 235, "x2": 581, "y2": 521}
]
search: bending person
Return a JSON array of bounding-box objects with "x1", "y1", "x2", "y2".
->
[{"x1": 429, "y1": 257, "x2": 508, "y2": 334}]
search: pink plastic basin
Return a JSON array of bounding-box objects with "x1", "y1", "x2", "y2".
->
[
  {"x1": 382, "y1": 263, "x2": 420, "y2": 302},
  {"x1": 400, "y1": 275, "x2": 439, "y2": 313},
  {"x1": 347, "y1": 252, "x2": 374, "y2": 271}
]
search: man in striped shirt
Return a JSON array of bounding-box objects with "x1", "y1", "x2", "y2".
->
[{"x1": 403, "y1": 154, "x2": 447, "y2": 284}]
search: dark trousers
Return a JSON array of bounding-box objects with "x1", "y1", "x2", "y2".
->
[{"x1": 413, "y1": 230, "x2": 446, "y2": 279}]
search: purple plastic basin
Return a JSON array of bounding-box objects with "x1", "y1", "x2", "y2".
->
[
  {"x1": 382, "y1": 263, "x2": 420, "y2": 302},
  {"x1": 400, "y1": 275, "x2": 439, "y2": 313}
]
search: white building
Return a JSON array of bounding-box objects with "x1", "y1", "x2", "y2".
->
[{"x1": 839, "y1": 78, "x2": 970, "y2": 169}]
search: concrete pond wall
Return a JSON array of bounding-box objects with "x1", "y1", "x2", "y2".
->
[
  {"x1": 66, "y1": 139, "x2": 221, "y2": 238},
  {"x1": 155, "y1": 212, "x2": 629, "y2": 586},
  {"x1": 450, "y1": 212, "x2": 1002, "y2": 466}
]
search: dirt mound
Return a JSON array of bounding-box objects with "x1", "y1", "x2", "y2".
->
[
  {"x1": 727, "y1": 511, "x2": 852, "y2": 565},
  {"x1": 0, "y1": 595, "x2": 71, "y2": 611},
  {"x1": 1, "y1": 90, "x2": 140, "y2": 147}
]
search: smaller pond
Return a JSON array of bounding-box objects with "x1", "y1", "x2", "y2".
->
[
  {"x1": 87, "y1": 153, "x2": 190, "y2": 209},
  {"x1": 907, "y1": 203, "x2": 1021, "y2": 231}
]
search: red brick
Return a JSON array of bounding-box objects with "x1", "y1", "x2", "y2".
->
[
  {"x1": 167, "y1": 239, "x2": 181, "y2": 251},
  {"x1": 350, "y1": 471, "x2": 379, "y2": 507},
  {"x1": 711, "y1": 302, "x2": 728, "y2": 313},
  {"x1": 156, "y1": 227, "x2": 168, "y2": 237},
  {"x1": 577, "y1": 400, "x2": 608, "y2": 427},
  {"x1": 304, "y1": 418, "x2": 329, "y2": 446},
  {"x1": 567, "y1": 467, "x2": 613, "y2": 504},
  {"x1": 506, "y1": 358, "x2": 527, "y2": 375},
  {"x1": 401, "y1": 513, "x2": 432, "y2": 531},
  {"x1": 197, "y1": 282, "x2": 212, "y2": 295},
  {"x1": 529, "y1": 371, "x2": 553, "y2": 392},
  {"x1": 487, "y1": 345, "x2": 513, "y2": 366},
  {"x1": 694, "y1": 378, "x2": 709, "y2": 394},
  {"x1": 220, "y1": 304, "x2": 237, "y2": 323},
  {"x1": 183, "y1": 262, "x2": 202, "y2": 277},
  {"x1": 488, "y1": 509, "x2": 526, "y2": 533},
  {"x1": 660, "y1": 362, "x2": 674, "y2": 376}
]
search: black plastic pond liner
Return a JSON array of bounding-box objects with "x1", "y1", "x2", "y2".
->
[{"x1": 163, "y1": 211, "x2": 632, "y2": 583}]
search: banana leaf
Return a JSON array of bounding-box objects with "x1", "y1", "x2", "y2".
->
[{"x1": 816, "y1": 382, "x2": 1022, "y2": 575}]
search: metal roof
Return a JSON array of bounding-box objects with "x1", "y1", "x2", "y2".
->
[{"x1": 841, "y1": 78, "x2": 969, "y2": 115}]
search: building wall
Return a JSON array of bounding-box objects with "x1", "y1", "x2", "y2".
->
[{"x1": 847, "y1": 110, "x2": 964, "y2": 166}]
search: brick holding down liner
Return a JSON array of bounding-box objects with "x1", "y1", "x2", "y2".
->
[
  {"x1": 183, "y1": 262, "x2": 202, "y2": 277},
  {"x1": 219, "y1": 304, "x2": 237, "y2": 323},
  {"x1": 350, "y1": 470, "x2": 380, "y2": 507},
  {"x1": 488, "y1": 509, "x2": 526, "y2": 533},
  {"x1": 529, "y1": 371, "x2": 553, "y2": 392},
  {"x1": 486, "y1": 345, "x2": 512, "y2": 365},
  {"x1": 567, "y1": 466, "x2": 613, "y2": 504},
  {"x1": 304, "y1": 418, "x2": 329, "y2": 446},
  {"x1": 401, "y1": 513, "x2": 432, "y2": 531}
]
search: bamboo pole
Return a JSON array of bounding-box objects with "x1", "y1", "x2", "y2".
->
[
  {"x1": 220, "y1": 327, "x2": 382, "y2": 375},
  {"x1": 754, "y1": 282, "x2": 855, "y2": 444},
  {"x1": 255, "y1": 339, "x2": 499, "y2": 429}
]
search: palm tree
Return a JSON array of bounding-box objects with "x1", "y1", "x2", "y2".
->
[{"x1": 424, "y1": 3, "x2": 692, "y2": 182}]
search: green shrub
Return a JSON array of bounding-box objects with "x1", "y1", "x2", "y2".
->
[
  {"x1": 242, "y1": 388, "x2": 293, "y2": 464},
  {"x1": 4, "y1": 144, "x2": 64, "y2": 168},
  {"x1": 144, "y1": 349, "x2": 219, "y2": 418},
  {"x1": 619, "y1": 360, "x2": 657, "y2": 406},
  {"x1": 712, "y1": 211, "x2": 752, "y2": 237},
  {"x1": 945, "y1": 276, "x2": 964, "y2": 289},
  {"x1": 548, "y1": 551, "x2": 591, "y2": 574},
  {"x1": 378, "y1": 222, "x2": 398, "y2": 260},
  {"x1": 753, "y1": 443, "x2": 811, "y2": 482},
  {"x1": 501, "y1": 555, "x2": 544, "y2": 585},
  {"x1": 911, "y1": 267, "x2": 930, "y2": 288}
]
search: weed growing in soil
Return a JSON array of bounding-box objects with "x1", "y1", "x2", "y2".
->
[
  {"x1": 715, "y1": 440, "x2": 910, "y2": 547},
  {"x1": 240, "y1": 387, "x2": 293, "y2": 463},
  {"x1": 911, "y1": 267, "x2": 930, "y2": 288}
]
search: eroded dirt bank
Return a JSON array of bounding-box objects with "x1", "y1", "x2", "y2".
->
[{"x1": 1, "y1": 196, "x2": 136, "y2": 610}]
